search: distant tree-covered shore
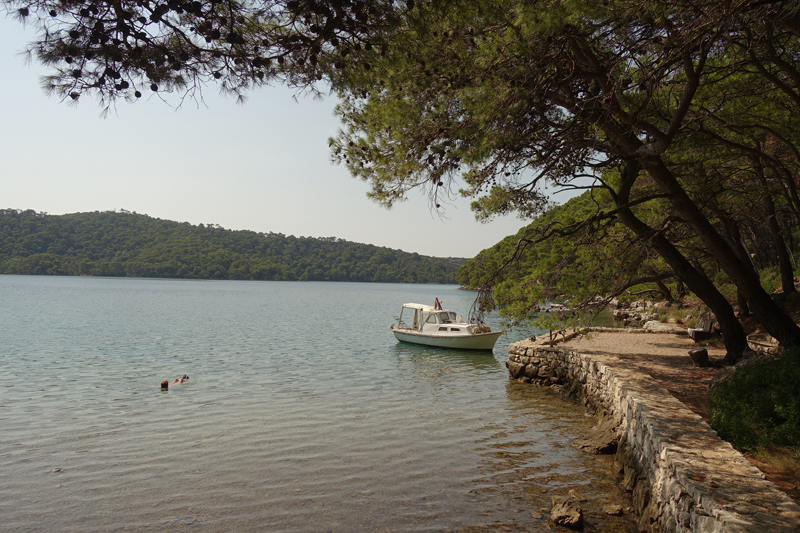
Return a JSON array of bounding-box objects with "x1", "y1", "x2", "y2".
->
[{"x1": 0, "y1": 209, "x2": 463, "y2": 284}]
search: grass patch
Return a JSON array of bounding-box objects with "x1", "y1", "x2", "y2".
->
[
  {"x1": 654, "y1": 298, "x2": 709, "y2": 328},
  {"x1": 710, "y1": 348, "x2": 800, "y2": 457},
  {"x1": 759, "y1": 266, "x2": 782, "y2": 294}
]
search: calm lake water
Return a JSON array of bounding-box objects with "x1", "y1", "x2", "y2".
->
[{"x1": 0, "y1": 275, "x2": 635, "y2": 532}]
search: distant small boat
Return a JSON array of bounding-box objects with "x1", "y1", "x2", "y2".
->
[{"x1": 390, "y1": 299, "x2": 502, "y2": 350}]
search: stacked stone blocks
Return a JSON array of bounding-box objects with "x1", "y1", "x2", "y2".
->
[{"x1": 507, "y1": 339, "x2": 800, "y2": 533}]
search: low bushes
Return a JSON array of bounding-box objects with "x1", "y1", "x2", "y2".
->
[{"x1": 710, "y1": 348, "x2": 800, "y2": 456}]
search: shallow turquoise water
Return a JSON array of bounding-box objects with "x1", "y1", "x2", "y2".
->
[{"x1": 0, "y1": 275, "x2": 634, "y2": 532}]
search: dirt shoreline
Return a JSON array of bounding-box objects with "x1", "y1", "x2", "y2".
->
[{"x1": 551, "y1": 329, "x2": 800, "y2": 505}]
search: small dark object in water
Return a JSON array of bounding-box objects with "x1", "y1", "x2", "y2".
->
[{"x1": 161, "y1": 380, "x2": 169, "y2": 389}]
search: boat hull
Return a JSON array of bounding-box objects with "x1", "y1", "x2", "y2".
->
[{"x1": 392, "y1": 329, "x2": 502, "y2": 350}]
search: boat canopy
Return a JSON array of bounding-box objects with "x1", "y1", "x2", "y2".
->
[{"x1": 400, "y1": 303, "x2": 437, "y2": 312}]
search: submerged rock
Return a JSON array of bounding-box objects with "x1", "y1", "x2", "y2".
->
[
  {"x1": 572, "y1": 418, "x2": 619, "y2": 455},
  {"x1": 550, "y1": 495, "x2": 584, "y2": 530},
  {"x1": 603, "y1": 503, "x2": 624, "y2": 516}
]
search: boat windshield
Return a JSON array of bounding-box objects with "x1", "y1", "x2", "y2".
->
[{"x1": 438, "y1": 312, "x2": 457, "y2": 323}]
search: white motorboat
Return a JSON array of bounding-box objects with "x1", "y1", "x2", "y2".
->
[{"x1": 390, "y1": 299, "x2": 502, "y2": 350}]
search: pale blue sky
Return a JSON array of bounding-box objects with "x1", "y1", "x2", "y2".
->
[{"x1": 1, "y1": 16, "x2": 567, "y2": 258}]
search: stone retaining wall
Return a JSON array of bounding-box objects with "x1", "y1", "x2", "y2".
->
[{"x1": 507, "y1": 339, "x2": 800, "y2": 533}]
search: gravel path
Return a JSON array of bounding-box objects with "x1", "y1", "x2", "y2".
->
[{"x1": 558, "y1": 330, "x2": 725, "y2": 420}]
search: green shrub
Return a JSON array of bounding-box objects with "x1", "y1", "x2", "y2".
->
[
  {"x1": 710, "y1": 348, "x2": 800, "y2": 455},
  {"x1": 759, "y1": 266, "x2": 781, "y2": 294},
  {"x1": 711, "y1": 271, "x2": 738, "y2": 302}
]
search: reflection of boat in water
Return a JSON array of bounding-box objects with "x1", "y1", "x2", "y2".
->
[
  {"x1": 389, "y1": 342, "x2": 500, "y2": 370},
  {"x1": 390, "y1": 299, "x2": 502, "y2": 350}
]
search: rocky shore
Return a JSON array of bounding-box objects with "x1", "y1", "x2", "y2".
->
[{"x1": 506, "y1": 332, "x2": 800, "y2": 533}]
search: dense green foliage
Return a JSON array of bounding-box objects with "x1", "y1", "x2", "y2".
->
[
  {"x1": 458, "y1": 187, "x2": 798, "y2": 330},
  {"x1": 710, "y1": 349, "x2": 800, "y2": 455},
  {"x1": 0, "y1": 209, "x2": 462, "y2": 283},
  {"x1": 323, "y1": 0, "x2": 800, "y2": 356},
  {"x1": 456, "y1": 189, "x2": 679, "y2": 326},
  {"x1": 458, "y1": 194, "x2": 593, "y2": 290},
  {"x1": 5, "y1": 0, "x2": 401, "y2": 105},
  {"x1": 457, "y1": 191, "x2": 618, "y2": 292}
]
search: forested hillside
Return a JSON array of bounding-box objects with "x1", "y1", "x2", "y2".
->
[
  {"x1": 0, "y1": 210, "x2": 462, "y2": 283},
  {"x1": 456, "y1": 191, "x2": 623, "y2": 315},
  {"x1": 457, "y1": 186, "x2": 795, "y2": 328}
]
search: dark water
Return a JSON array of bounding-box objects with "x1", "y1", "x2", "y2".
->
[{"x1": 0, "y1": 275, "x2": 635, "y2": 532}]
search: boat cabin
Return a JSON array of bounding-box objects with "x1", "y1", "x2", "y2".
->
[{"x1": 395, "y1": 303, "x2": 466, "y2": 333}]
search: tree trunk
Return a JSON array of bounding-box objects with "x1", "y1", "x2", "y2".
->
[
  {"x1": 617, "y1": 161, "x2": 748, "y2": 362},
  {"x1": 753, "y1": 160, "x2": 796, "y2": 294},
  {"x1": 655, "y1": 278, "x2": 674, "y2": 302},
  {"x1": 764, "y1": 194, "x2": 796, "y2": 294},
  {"x1": 737, "y1": 289, "x2": 750, "y2": 318},
  {"x1": 676, "y1": 279, "x2": 686, "y2": 299},
  {"x1": 718, "y1": 214, "x2": 755, "y2": 317},
  {"x1": 691, "y1": 260, "x2": 710, "y2": 281},
  {"x1": 719, "y1": 214, "x2": 760, "y2": 281},
  {"x1": 640, "y1": 156, "x2": 800, "y2": 347}
]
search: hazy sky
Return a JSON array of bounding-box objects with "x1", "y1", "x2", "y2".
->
[{"x1": 1, "y1": 16, "x2": 566, "y2": 258}]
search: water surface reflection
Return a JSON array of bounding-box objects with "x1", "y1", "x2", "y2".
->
[{"x1": 1, "y1": 276, "x2": 635, "y2": 532}]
